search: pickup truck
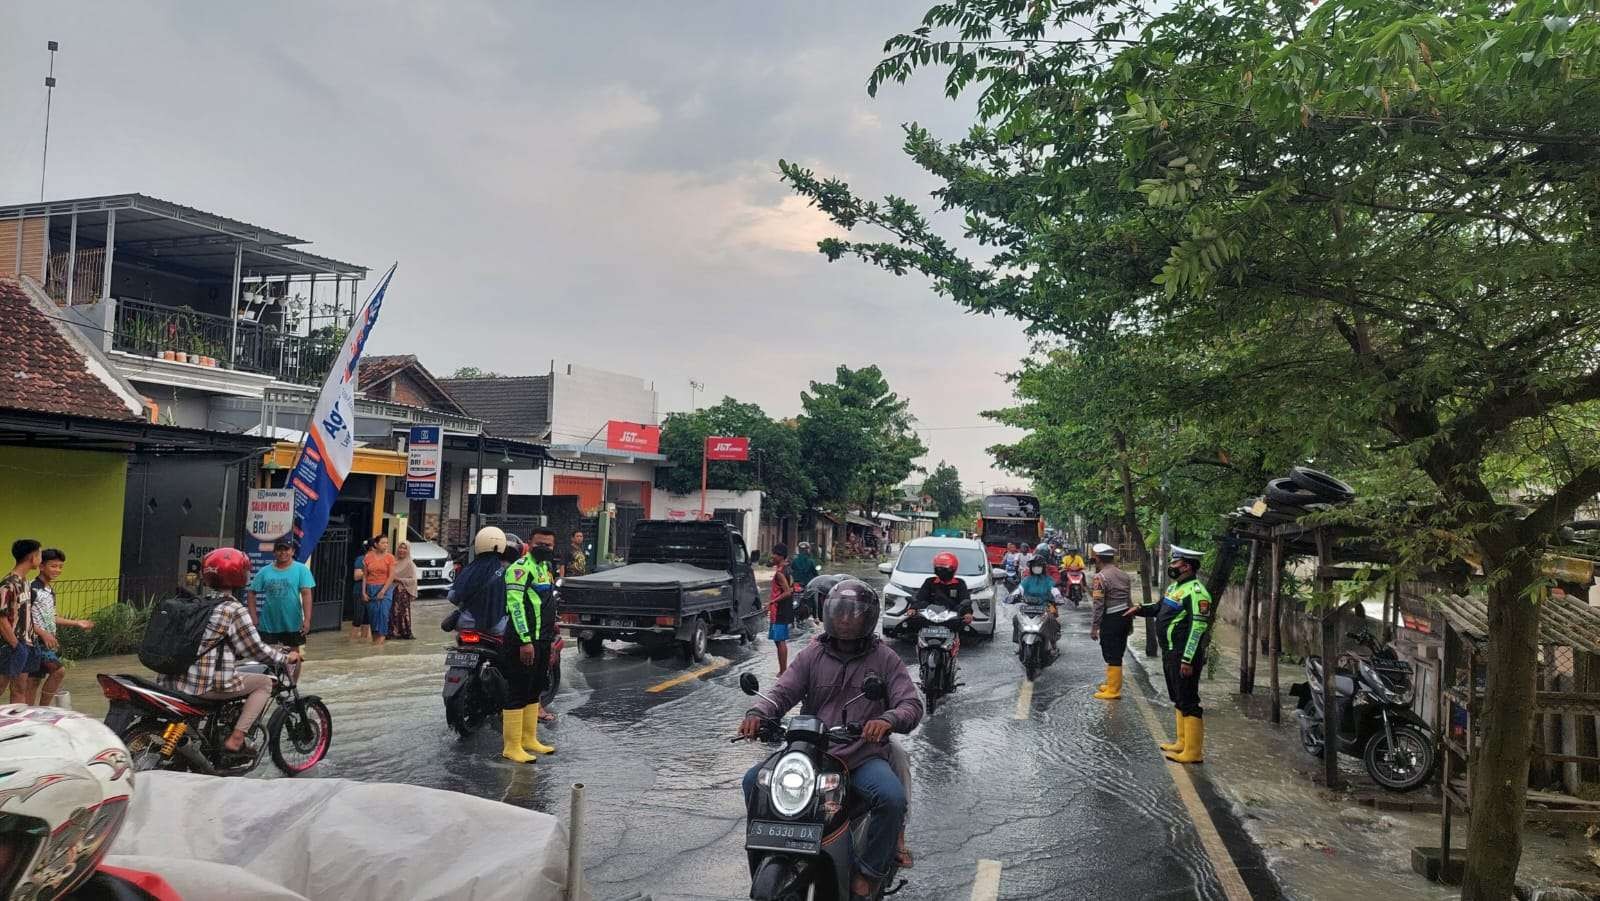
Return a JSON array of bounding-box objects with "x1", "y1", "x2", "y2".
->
[{"x1": 558, "y1": 520, "x2": 763, "y2": 662}]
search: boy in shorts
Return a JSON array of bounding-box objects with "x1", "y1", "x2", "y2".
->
[
  {"x1": 29, "y1": 548, "x2": 95, "y2": 706},
  {"x1": 1, "y1": 539, "x2": 41, "y2": 702},
  {"x1": 767, "y1": 543, "x2": 795, "y2": 676},
  {"x1": 247, "y1": 539, "x2": 316, "y2": 674}
]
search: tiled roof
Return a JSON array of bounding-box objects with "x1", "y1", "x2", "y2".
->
[
  {"x1": 0, "y1": 279, "x2": 142, "y2": 421},
  {"x1": 438, "y1": 375, "x2": 550, "y2": 440},
  {"x1": 358, "y1": 354, "x2": 415, "y2": 389},
  {"x1": 359, "y1": 354, "x2": 468, "y2": 416}
]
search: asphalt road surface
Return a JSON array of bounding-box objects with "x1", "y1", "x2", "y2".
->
[{"x1": 65, "y1": 567, "x2": 1280, "y2": 900}]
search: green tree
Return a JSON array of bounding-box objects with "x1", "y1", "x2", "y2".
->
[
  {"x1": 449, "y1": 366, "x2": 504, "y2": 379},
  {"x1": 781, "y1": 2, "x2": 1600, "y2": 894},
  {"x1": 656, "y1": 398, "x2": 813, "y2": 515},
  {"x1": 798, "y1": 365, "x2": 929, "y2": 518},
  {"x1": 922, "y1": 461, "x2": 965, "y2": 518}
]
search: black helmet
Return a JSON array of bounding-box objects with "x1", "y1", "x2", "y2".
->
[
  {"x1": 801, "y1": 574, "x2": 848, "y2": 610},
  {"x1": 821, "y1": 578, "x2": 880, "y2": 643},
  {"x1": 1028, "y1": 554, "x2": 1049, "y2": 572},
  {"x1": 502, "y1": 533, "x2": 524, "y2": 563}
]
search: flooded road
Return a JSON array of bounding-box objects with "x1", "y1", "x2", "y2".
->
[{"x1": 64, "y1": 568, "x2": 1277, "y2": 900}]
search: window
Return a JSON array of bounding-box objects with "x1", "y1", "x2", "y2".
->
[
  {"x1": 732, "y1": 536, "x2": 748, "y2": 565},
  {"x1": 895, "y1": 545, "x2": 987, "y2": 575},
  {"x1": 982, "y1": 494, "x2": 1041, "y2": 518}
]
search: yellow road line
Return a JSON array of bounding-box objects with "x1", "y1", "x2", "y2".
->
[
  {"x1": 1012, "y1": 679, "x2": 1034, "y2": 720},
  {"x1": 1129, "y1": 681, "x2": 1253, "y2": 901},
  {"x1": 645, "y1": 658, "x2": 730, "y2": 694},
  {"x1": 970, "y1": 859, "x2": 1003, "y2": 900}
]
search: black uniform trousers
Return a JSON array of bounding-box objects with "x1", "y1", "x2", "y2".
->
[
  {"x1": 501, "y1": 640, "x2": 551, "y2": 709},
  {"x1": 1161, "y1": 643, "x2": 1206, "y2": 718},
  {"x1": 1099, "y1": 610, "x2": 1134, "y2": 665}
]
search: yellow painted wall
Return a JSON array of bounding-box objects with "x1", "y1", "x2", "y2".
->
[{"x1": 0, "y1": 446, "x2": 127, "y2": 609}]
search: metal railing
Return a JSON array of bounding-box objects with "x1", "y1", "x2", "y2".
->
[
  {"x1": 47, "y1": 575, "x2": 177, "y2": 620},
  {"x1": 110, "y1": 297, "x2": 343, "y2": 386}
]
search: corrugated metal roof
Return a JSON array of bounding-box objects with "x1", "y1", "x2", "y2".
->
[
  {"x1": 1436, "y1": 592, "x2": 1600, "y2": 655},
  {"x1": 438, "y1": 376, "x2": 550, "y2": 440}
]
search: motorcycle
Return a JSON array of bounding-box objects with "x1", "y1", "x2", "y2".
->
[
  {"x1": 1013, "y1": 602, "x2": 1056, "y2": 681},
  {"x1": 1062, "y1": 568, "x2": 1086, "y2": 607},
  {"x1": 908, "y1": 604, "x2": 962, "y2": 713},
  {"x1": 737, "y1": 672, "x2": 906, "y2": 901},
  {"x1": 443, "y1": 625, "x2": 564, "y2": 739},
  {"x1": 99, "y1": 659, "x2": 331, "y2": 777},
  {"x1": 1002, "y1": 560, "x2": 1021, "y2": 593},
  {"x1": 1291, "y1": 630, "x2": 1436, "y2": 792}
]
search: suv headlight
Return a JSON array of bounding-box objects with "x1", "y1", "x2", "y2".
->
[{"x1": 769, "y1": 752, "x2": 816, "y2": 816}]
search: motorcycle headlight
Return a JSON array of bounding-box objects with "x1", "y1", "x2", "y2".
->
[{"x1": 769, "y1": 752, "x2": 816, "y2": 817}]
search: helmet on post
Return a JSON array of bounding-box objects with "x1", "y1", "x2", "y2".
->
[
  {"x1": 201, "y1": 547, "x2": 250, "y2": 591},
  {"x1": 932, "y1": 551, "x2": 959, "y2": 581},
  {"x1": 0, "y1": 707, "x2": 136, "y2": 900},
  {"x1": 821, "y1": 579, "x2": 881, "y2": 644},
  {"x1": 472, "y1": 526, "x2": 507, "y2": 556}
]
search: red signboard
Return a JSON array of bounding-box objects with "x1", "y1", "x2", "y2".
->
[
  {"x1": 705, "y1": 436, "x2": 750, "y2": 461},
  {"x1": 606, "y1": 421, "x2": 661, "y2": 454}
]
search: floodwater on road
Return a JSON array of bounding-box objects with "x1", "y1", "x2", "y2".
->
[{"x1": 60, "y1": 567, "x2": 1278, "y2": 900}]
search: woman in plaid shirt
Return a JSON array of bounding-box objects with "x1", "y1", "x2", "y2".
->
[{"x1": 160, "y1": 548, "x2": 301, "y2": 755}]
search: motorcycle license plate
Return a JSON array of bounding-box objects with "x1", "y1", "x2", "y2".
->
[
  {"x1": 746, "y1": 819, "x2": 823, "y2": 853},
  {"x1": 445, "y1": 650, "x2": 479, "y2": 669},
  {"x1": 921, "y1": 626, "x2": 953, "y2": 640}
]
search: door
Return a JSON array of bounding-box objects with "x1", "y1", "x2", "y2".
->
[
  {"x1": 729, "y1": 532, "x2": 759, "y2": 621},
  {"x1": 309, "y1": 525, "x2": 351, "y2": 632},
  {"x1": 613, "y1": 503, "x2": 644, "y2": 560}
]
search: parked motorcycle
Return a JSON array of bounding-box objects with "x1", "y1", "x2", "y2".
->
[
  {"x1": 443, "y1": 625, "x2": 564, "y2": 739},
  {"x1": 1062, "y1": 568, "x2": 1086, "y2": 607},
  {"x1": 1013, "y1": 602, "x2": 1056, "y2": 681},
  {"x1": 99, "y1": 660, "x2": 331, "y2": 777},
  {"x1": 736, "y1": 672, "x2": 906, "y2": 901},
  {"x1": 1291, "y1": 630, "x2": 1436, "y2": 791},
  {"x1": 908, "y1": 604, "x2": 962, "y2": 712}
]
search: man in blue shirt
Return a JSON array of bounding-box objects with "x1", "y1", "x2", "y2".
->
[{"x1": 247, "y1": 539, "x2": 316, "y2": 653}]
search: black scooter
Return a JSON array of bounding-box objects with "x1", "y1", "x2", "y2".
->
[
  {"x1": 738, "y1": 672, "x2": 905, "y2": 901},
  {"x1": 441, "y1": 620, "x2": 563, "y2": 739},
  {"x1": 1291, "y1": 630, "x2": 1436, "y2": 791},
  {"x1": 909, "y1": 604, "x2": 963, "y2": 713}
]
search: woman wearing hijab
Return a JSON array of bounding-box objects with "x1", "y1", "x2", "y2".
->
[{"x1": 390, "y1": 541, "x2": 419, "y2": 640}]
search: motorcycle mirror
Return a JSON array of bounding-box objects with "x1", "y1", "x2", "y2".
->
[
  {"x1": 861, "y1": 673, "x2": 887, "y2": 702},
  {"x1": 877, "y1": 562, "x2": 893, "y2": 575},
  {"x1": 739, "y1": 673, "x2": 761, "y2": 696}
]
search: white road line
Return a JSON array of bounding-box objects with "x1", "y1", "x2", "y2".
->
[
  {"x1": 970, "y1": 859, "x2": 1003, "y2": 900},
  {"x1": 1012, "y1": 679, "x2": 1034, "y2": 720},
  {"x1": 1128, "y1": 678, "x2": 1253, "y2": 901}
]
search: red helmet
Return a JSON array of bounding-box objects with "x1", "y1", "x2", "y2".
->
[
  {"x1": 201, "y1": 547, "x2": 251, "y2": 590},
  {"x1": 932, "y1": 551, "x2": 959, "y2": 577}
]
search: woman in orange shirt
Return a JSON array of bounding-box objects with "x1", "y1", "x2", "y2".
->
[{"x1": 360, "y1": 534, "x2": 398, "y2": 648}]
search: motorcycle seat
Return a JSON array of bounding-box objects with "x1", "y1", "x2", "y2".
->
[
  {"x1": 118, "y1": 674, "x2": 224, "y2": 711},
  {"x1": 1334, "y1": 674, "x2": 1356, "y2": 698}
]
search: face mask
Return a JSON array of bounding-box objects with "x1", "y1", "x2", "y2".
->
[
  {"x1": 934, "y1": 567, "x2": 955, "y2": 581},
  {"x1": 1030, "y1": 567, "x2": 1044, "y2": 576},
  {"x1": 532, "y1": 546, "x2": 554, "y2": 563},
  {"x1": 1167, "y1": 565, "x2": 1186, "y2": 581}
]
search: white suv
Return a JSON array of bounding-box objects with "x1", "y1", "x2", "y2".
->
[{"x1": 878, "y1": 537, "x2": 999, "y2": 639}]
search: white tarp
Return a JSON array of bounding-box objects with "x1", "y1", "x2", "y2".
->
[{"x1": 105, "y1": 772, "x2": 574, "y2": 901}]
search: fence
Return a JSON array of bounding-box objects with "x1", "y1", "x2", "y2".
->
[{"x1": 48, "y1": 575, "x2": 178, "y2": 620}]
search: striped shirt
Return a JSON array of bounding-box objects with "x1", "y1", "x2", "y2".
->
[{"x1": 157, "y1": 598, "x2": 287, "y2": 695}]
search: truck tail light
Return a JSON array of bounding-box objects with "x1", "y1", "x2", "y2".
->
[
  {"x1": 560, "y1": 612, "x2": 578, "y2": 624},
  {"x1": 655, "y1": 616, "x2": 676, "y2": 627}
]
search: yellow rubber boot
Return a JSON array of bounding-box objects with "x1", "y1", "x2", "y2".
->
[
  {"x1": 1096, "y1": 665, "x2": 1111, "y2": 693},
  {"x1": 522, "y1": 704, "x2": 556, "y2": 755},
  {"x1": 1165, "y1": 716, "x2": 1205, "y2": 764},
  {"x1": 1159, "y1": 711, "x2": 1185, "y2": 753},
  {"x1": 1093, "y1": 666, "x2": 1123, "y2": 700},
  {"x1": 501, "y1": 709, "x2": 536, "y2": 763}
]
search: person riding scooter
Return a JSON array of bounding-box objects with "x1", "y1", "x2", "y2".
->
[
  {"x1": 907, "y1": 551, "x2": 974, "y2": 650},
  {"x1": 739, "y1": 579, "x2": 923, "y2": 900},
  {"x1": 1007, "y1": 554, "x2": 1061, "y2": 654}
]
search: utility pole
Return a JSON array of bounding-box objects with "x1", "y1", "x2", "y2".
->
[
  {"x1": 689, "y1": 379, "x2": 704, "y2": 412},
  {"x1": 40, "y1": 41, "x2": 59, "y2": 201}
]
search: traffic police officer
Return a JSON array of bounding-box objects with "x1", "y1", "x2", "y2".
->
[
  {"x1": 1132, "y1": 545, "x2": 1212, "y2": 764},
  {"x1": 501, "y1": 528, "x2": 559, "y2": 763},
  {"x1": 1089, "y1": 543, "x2": 1133, "y2": 700}
]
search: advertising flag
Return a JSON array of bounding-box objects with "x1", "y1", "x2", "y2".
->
[{"x1": 291, "y1": 264, "x2": 396, "y2": 562}]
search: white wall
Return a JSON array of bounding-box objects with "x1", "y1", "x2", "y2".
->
[
  {"x1": 651, "y1": 488, "x2": 763, "y2": 549},
  {"x1": 549, "y1": 362, "x2": 658, "y2": 448},
  {"x1": 475, "y1": 461, "x2": 657, "y2": 497}
]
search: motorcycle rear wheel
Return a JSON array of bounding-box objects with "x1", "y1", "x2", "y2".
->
[{"x1": 122, "y1": 723, "x2": 169, "y2": 773}]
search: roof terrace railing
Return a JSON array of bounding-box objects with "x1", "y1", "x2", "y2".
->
[{"x1": 111, "y1": 297, "x2": 341, "y2": 386}]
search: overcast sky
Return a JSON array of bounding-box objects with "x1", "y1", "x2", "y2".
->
[{"x1": 1, "y1": 2, "x2": 1032, "y2": 494}]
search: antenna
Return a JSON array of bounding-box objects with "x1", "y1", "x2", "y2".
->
[{"x1": 40, "y1": 41, "x2": 59, "y2": 201}]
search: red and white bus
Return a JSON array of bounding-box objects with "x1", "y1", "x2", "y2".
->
[{"x1": 976, "y1": 492, "x2": 1045, "y2": 566}]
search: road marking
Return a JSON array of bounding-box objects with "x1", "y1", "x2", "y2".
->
[
  {"x1": 970, "y1": 859, "x2": 1002, "y2": 900},
  {"x1": 1128, "y1": 678, "x2": 1253, "y2": 901},
  {"x1": 1012, "y1": 679, "x2": 1034, "y2": 720},
  {"x1": 645, "y1": 657, "x2": 730, "y2": 694}
]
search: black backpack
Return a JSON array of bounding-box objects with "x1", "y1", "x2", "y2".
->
[{"x1": 138, "y1": 596, "x2": 225, "y2": 676}]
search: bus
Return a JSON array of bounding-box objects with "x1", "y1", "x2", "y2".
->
[{"x1": 976, "y1": 492, "x2": 1045, "y2": 566}]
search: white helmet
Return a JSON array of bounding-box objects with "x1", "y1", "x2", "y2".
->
[
  {"x1": 0, "y1": 707, "x2": 135, "y2": 900},
  {"x1": 473, "y1": 526, "x2": 507, "y2": 556},
  {"x1": 1092, "y1": 543, "x2": 1117, "y2": 558}
]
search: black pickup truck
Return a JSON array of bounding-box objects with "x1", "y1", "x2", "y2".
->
[{"x1": 558, "y1": 520, "x2": 763, "y2": 662}]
